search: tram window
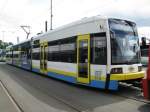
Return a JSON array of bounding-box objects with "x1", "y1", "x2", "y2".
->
[
  {"x1": 13, "y1": 54, "x2": 18, "y2": 58},
  {"x1": 27, "y1": 51, "x2": 31, "y2": 59},
  {"x1": 48, "y1": 45, "x2": 60, "y2": 61},
  {"x1": 33, "y1": 40, "x2": 40, "y2": 48},
  {"x1": 48, "y1": 36, "x2": 77, "y2": 63},
  {"x1": 60, "y1": 43, "x2": 76, "y2": 63},
  {"x1": 32, "y1": 52, "x2": 40, "y2": 60},
  {"x1": 91, "y1": 35, "x2": 107, "y2": 64},
  {"x1": 10, "y1": 52, "x2": 13, "y2": 58},
  {"x1": 48, "y1": 52, "x2": 52, "y2": 61},
  {"x1": 33, "y1": 44, "x2": 40, "y2": 48},
  {"x1": 13, "y1": 54, "x2": 14, "y2": 58},
  {"x1": 13, "y1": 54, "x2": 15, "y2": 58},
  {"x1": 60, "y1": 50, "x2": 76, "y2": 63},
  {"x1": 52, "y1": 52, "x2": 60, "y2": 61},
  {"x1": 6, "y1": 54, "x2": 8, "y2": 58}
]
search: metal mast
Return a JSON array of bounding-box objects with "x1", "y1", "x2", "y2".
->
[
  {"x1": 50, "y1": 0, "x2": 53, "y2": 30},
  {"x1": 20, "y1": 25, "x2": 30, "y2": 39}
]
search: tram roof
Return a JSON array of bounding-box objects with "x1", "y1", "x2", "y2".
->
[
  {"x1": 11, "y1": 39, "x2": 31, "y2": 47},
  {"x1": 11, "y1": 15, "x2": 136, "y2": 47},
  {"x1": 33, "y1": 15, "x2": 108, "y2": 40}
]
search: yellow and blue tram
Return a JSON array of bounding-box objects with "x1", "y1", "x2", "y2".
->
[{"x1": 6, "y1": 16, "x2": 144, "y2": 90}]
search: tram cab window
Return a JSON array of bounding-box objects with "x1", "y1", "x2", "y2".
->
[{"x1": 91, "y1": 33, "x2": 107, "y2": 64}]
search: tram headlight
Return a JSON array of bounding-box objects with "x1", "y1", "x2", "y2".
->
[
  {"x1": 111, "y1": 68, "x2": 123, "y2": 74},
  {"x1": 138, "y1": 66, "x2": 142, "y2": 72}
]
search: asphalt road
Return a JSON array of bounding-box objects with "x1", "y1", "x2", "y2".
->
[{"x1": 0, "y1": 62, "x2": 149, "y2": 112}]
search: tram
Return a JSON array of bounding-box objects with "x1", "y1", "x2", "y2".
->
[{"x1": 6, "y1": 16, "x2": 144, "y2": 90}]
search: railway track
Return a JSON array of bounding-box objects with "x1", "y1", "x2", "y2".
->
[
  {"x1": 0, "y1": 78, "x2": 87, "y2": 112},
  {"x1": 0, "y1": 63, "x2": 150, "y2": 112},
  {"x1": 113, "y1": 82, "x2": 150, "y2": 104},
  {"x1": 0, "y1": 80, "x2": 24, "y2": 112},
  {"x1": 0, "y1": 63, "x2": 90, "y2": 112}
]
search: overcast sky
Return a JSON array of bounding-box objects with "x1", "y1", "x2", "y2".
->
[{"x1": 0, "y1": 0, "x2": 150, "y2": 44}]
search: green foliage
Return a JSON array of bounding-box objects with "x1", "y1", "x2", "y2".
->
[{"x1": 0, "y1": 40, "x2": 13, "y2": 49}]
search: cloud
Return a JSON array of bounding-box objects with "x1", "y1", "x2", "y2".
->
[
  {"x1": 138, "y1": 27, "x2": 150, "y2": 38},
  {"x1": 0, "y1": 0, "x2": 149, "y2": 43}
]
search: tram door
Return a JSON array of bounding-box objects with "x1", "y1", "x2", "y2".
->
[
  {"x1": 40, "y1": 42, "x2": 48, "y2": 74},
  {"x1": 77, "y1": 34, "x2": 90, "y2": 84}
]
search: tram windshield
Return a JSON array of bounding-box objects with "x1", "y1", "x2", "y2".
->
[{"x1": 109, "y1": 19, "x2": 140, "y2": 64}]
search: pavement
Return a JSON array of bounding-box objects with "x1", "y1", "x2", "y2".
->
[
  {"x1": 0, "y1": 62, "x2": 150, "y2": 112},
  {"x1": 0, "y1": 81, "x2": 18, "y2": 112}
]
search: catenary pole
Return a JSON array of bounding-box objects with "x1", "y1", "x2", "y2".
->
[{"x1": 50, "y1": 0, "x2": 53, "y2": 30}]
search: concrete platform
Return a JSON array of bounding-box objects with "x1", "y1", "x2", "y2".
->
[{"x1": 0, "y1": 82, "x2": 18, "y2": 112}]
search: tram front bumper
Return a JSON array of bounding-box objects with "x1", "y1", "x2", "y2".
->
[{"x1": 110, "y1": 71, "x2": 145, "y2": 81}]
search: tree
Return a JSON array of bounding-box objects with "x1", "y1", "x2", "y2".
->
[
  {"x1": 0, "y1": 40, "x2": 13, "y2": 49},
  {"x1": 8, "y1": 42, "x2": 13, "y2": 46}
]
